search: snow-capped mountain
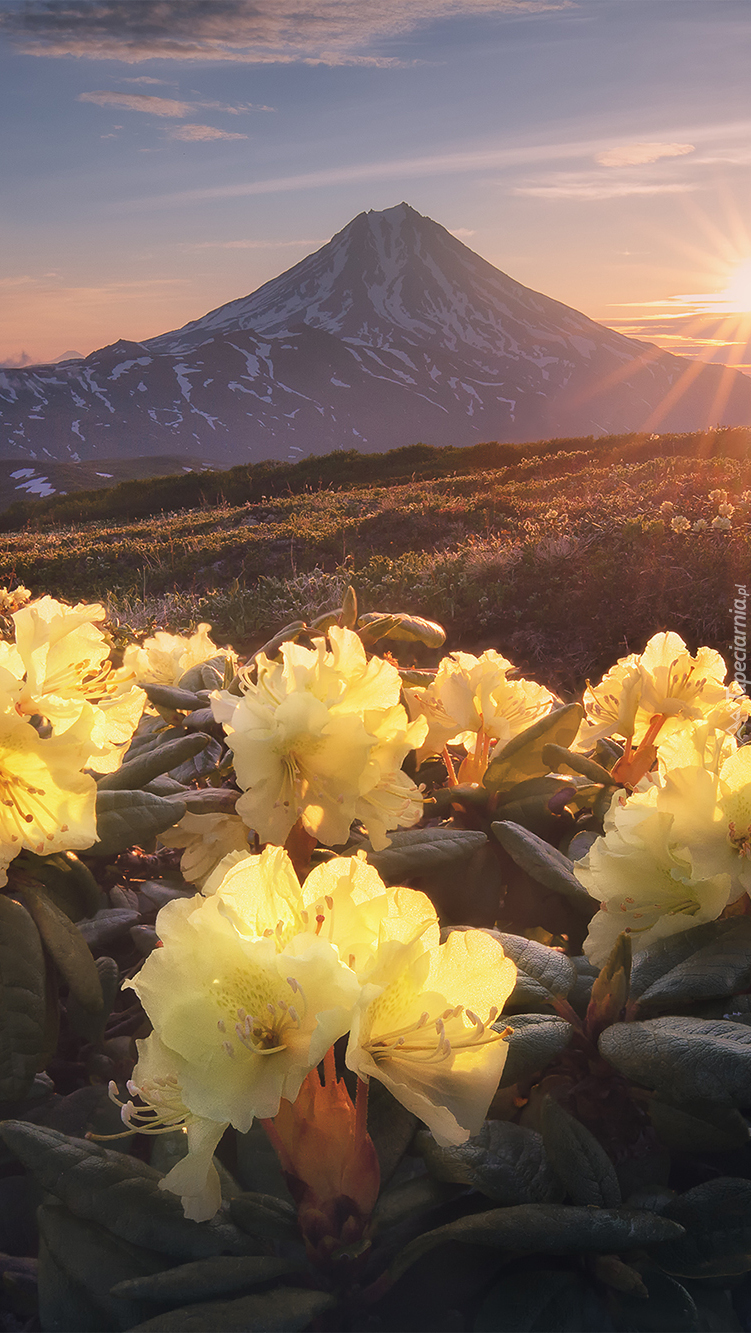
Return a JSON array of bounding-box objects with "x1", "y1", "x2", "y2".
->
[{"x1": 3, "y1": 202, "x2": 751, "y2": 466}]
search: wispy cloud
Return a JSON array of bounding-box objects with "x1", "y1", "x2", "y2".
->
[
  {"x1": 594, "y1": 142, "x2": 695, "y2": 168},
  {"x1": 130, "y1": 130, "x2": 711, "y2": 208},
  {"x1": 120, "y1": 75, "x2": 171, "y2": 85},
  {"x1": 450, "y1": 227, "x2": 476, "y2": 237},
  {"x1": 513, "y1": 175, "x2": 696, "y2": 200},
  {"x1": 168, "y1": 123, "x2": 248, "y2": 141},
  {"x1": 0, "y1": 0, "x2": 573, "y2": 67},
  {"x1": 79, "y1": 90, "x2": 192, "y2": 117}
]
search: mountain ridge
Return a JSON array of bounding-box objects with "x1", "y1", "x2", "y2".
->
[{"x1": 2, "y1": 202, "x2": 751, "y2": 467}]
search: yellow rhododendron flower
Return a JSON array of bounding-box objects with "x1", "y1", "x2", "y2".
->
[
  {"x1": 211, "y1": 627, "x2": 426, "y2": 849},
  {"x1": 127, "y1": 881, "x2": 361, "y2": 1132},
  {"x1": 0, "y1": 595, "x2": 145, "y2": 772},
  {"x1": 123, "y1": 623, "x2": 224, "y2": 686},
  {"x1": 345, "y1": 919, "x2": 516, "y2": 1146},
  {"x1": 577, "y1": 632, "x2": 749, "y2": 759},
  {"x1": 576, "y1": 765, "x2": 746, "y2": 964},
  {"x1": 109, "y1": 1034, "x2": 228, "y2": 1222},
  {"x1": 158, "y1": 811, "x2": 253, "y2": 887},
  {"x1": 404, "y1": 650, "x2": 555, "y2": 774},
  {"x1": 0, "y1": 680, "x2": 98, "y2": 885}
]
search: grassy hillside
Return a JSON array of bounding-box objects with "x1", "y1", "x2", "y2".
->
[
  {"x1": 3, "y1": 425, "x2": 751, "y2": 530},
  {"x1": 1, "y1": 431, "x2": 748, "y2": 697}
]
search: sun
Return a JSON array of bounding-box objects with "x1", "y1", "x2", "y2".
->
[{"x1": 718, "y1": 257, "x2": 751, "y2": 312}]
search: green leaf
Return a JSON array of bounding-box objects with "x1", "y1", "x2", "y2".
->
[
  {"x1": 367, "y1": 1078, "x2": 419, "y2": 1184},
  {"x1": 0, "y1": 895, "x2": 46, "y2": 1102},
  {"x1": 37, "y1": 1201, "x2": 167, "y2": 1332},
  {"x1": 499, "y1": 1014, "x2": 574, "y2": 1087},
  {"x1": 654, "y1": 1178, "x2": 751, "y2": 1278},
  {"x1": 540, "y1": 744, "x2": 617, "y2": 786},
  {"x1": 141, "y1": 684, "x2": 208, "y2": 712},
  {"x1": 599, "y1": 1017, "x2": 751, "y2": 1105},
  {"x1": 67, "y1": 955, "x2": 120, "y2": 1043},
  {"x1": 97, "y1": 735, "x2": 210, "y2": 793},
  {"x1": 629, "y1": 919, "x2": 739, "y2": 1000},
  {"x1": 634, "y1": 918, "x2": 751, "y2": 1014},
  {"x1": 234, "y1": 1121, "x2": 294, "y2": 1200},
  {"x1": 416, "y1": 1119, "x2": 562, "y2": 1205},
  {"x1": 229, "y1": 1193, "x2": 299, "y2": 1244},
  {"x1": 360, "y1": 827, "x2": 488, "y2": 883},
  {"x1": 111, "y1": 1256, "x2": 298, "y2": 1304},
  {"x1": 540, "y1": 1096, "x2": 621, "y2": 1208},
  {"x1": 169, "y1": 737, "x2": 223, "y2": 785},
  {"x1": 14, "y1": 850, "x2": 103, "y2": 921},
  {"x1": 388, "y1": 1204, "x2": 684, "y2": 1285},
  {"x1": 491, "y1": 821, "x2": 594, "y2": 916},
  {"x1": 647, "y1": 1096, "x2": 750, "y2": 1152},
  {"x1": 475, "y1": 1268, "x2": 613, "y2": 1333},
  {"x1": 492, "y1": 778, "x2": 577, "y2": 840},
  {"x1": 484, "y1": 704, "x2": 584, "y2": 794},
  {"x1": 609, "y1": 1270, "x2": 700, "y2": 1333},
  {"x1": 497, "y1": 932, "x2": 577, "y2": 1008},
  {"x1": 0, "y1": 1122, "x2": 254, "y2": 1259},
  {"x1": 178, "y1": 655, "x2": 230, "y2": 693},
  {"x1": 19, "y1": 880, "x2": 103, "y2": 1013},
  {"x1": 91, "y1": 790, "x2": 187, "y2": 857},
  {"x1": 127, "y1": 1288, "x2": 335, "y2": 1332},
  {"x1": 359, "y1": 611, "x2": 446, "y2": 647},
  {"x1": 372, "y1": 1174, "x2": 463, "y2": 1231}
]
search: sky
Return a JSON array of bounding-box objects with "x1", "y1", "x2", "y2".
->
[{"x1": 2, "y1": 0, "x2": 751, "y2": 372}]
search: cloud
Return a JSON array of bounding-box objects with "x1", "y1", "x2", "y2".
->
[
  {"x1": 120, "y1": 75, "x2": 171, "y2": 85},
  {"x1": 0, "y1": 0, "x2": 573, "y2": 66},
  {"x1": 594, "y1": 142, "x2": 695, "y2": 168},
  {"x1": 513, "y1": 176, "x2": 696, "y2": 200},
  {"x1": 78, "y1": 90, "x2": 192, "y2": 117},
  {"x1": 168, "y1": 123, "x2": 248, "y2": 141},
  {"x1": 450, "y1": 227, "x2": 476, "y2": 237},
  {"x1": 0, "y1": 350, "x2": 33, "y2": 368}
]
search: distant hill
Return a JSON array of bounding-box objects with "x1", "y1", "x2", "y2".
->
[
  {"x1": 0, "y1": 454, "x2": 213, "y2": 511},
  {"x1": 2, "y1": 426, "x2": 750, "y2": 531},
  {"x1": 3, "y1": 203, "x2": 751, "y2": 468}
]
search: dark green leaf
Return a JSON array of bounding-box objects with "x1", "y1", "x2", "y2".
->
[
  {"x1": 0, "y1": 1122, "x2": 254, "y2": 1258},
  {"x1": 372, "y1": 1174, "x2": 463, "y2": 1231},
  {"x1": 367, "y1": 1078, "x2": 419, "y2": 1184},
  {"x1": 654, "y1": 1178, "x2": 751, "y2": 1278},
  {"x1": 629, "y1": 920, "x2": 740, "y2": 1000},
  {"x1": 0, "y1": 895, "x2": 46, "y2": 1101},
  {"x1": 19, "y1": 880, "x2": 103, "y2": 1012},
  {"x1": 91, "y1": 790, "x2": 186, "y2": 857},
  {"x1": 475, "y1": 1268, "x2": 614, "y2": 1333},
  {"x1": 178, "y1": 655, "x2": 230, "y2": 693},
  {"x1": 484, "y1": 704, "x2": 584, "y2": 794},
  {"x1": 359, "y1": 827, "x2": 488, "y2": 883},
  {"x1": 229, "y1": 1193, "x2": 299, "y2": 1244},
  {"x1": 609, "y1": 1270, "x2": 700, "y2": 1332},
  {"x1": 540, "y1": 1096, "x2": 621, "y2": 1207},
  {"x1": 492, "y1": 779, "x2": 576, "y2": 840},
  {"x1": 599, "y1": 1017, "x2": 751, "y2": 1105},
  {"x1": 14, "y1": 850, "x2": 103, "y2": 921},
  {"x1": 389, "y1": 1204, "x2": 684, "y2": 1284},
  {"x1": 127, "y1": 1287, "x2": 334, "y2": 1332},
  {"x1": 634, "y1": 919, "x2": 751, "y2": 1014},
  {"x1": 67, "y1": 956, "x2": 120, "y2": 1043},
  {"x1": 358, "y1": 611, "x2": 445, "y2": 646},
  {"x1": 497, "y1": 932, "x2": 577, "y2": 1008},
  {"x1": 169, "y1": 737, "x2": 223, "y2": 784},
  {"x1": 37, "y1": 1201, "x2": 166, "y2": 1332},
  {"x1": 234, "y1": 1121, "x2": 294, "y2": 1200},
  {"x1": 77, "y1": 908, "x2": 141, "y2": 951},
  {"x1": 491, "y1": 821, "x2": 593, "y2": 915},
  {"x1": 111, "y1": 1256, "x2": 297, "y2": 1304},
  {"x1": 647, "y1": 1095, "x2": 750, "y2": 1152},
  {"x1": 499, "y1": 1014, "x2": 574, "y2": 1087},
  {"x1": 97, "y1": 736, "x2": 210, "y2": 793},
  {"x1": 541, "y1": 745, "x2": 617, "y2": 786},
  {"x1": 142, "y1": 684, "x2": 207, "y2": 712},
  {"x1": 416, "y1": 1119, "x2": 562, "y2": 1205}
]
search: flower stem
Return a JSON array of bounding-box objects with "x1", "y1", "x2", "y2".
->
[{"x1": 442, "y1": 746, "x2": 458, "y2": 787}]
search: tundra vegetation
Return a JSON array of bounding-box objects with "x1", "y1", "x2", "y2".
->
[{"x1": 0, "y1": 430, "x2": 750, "y2": 1332}]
